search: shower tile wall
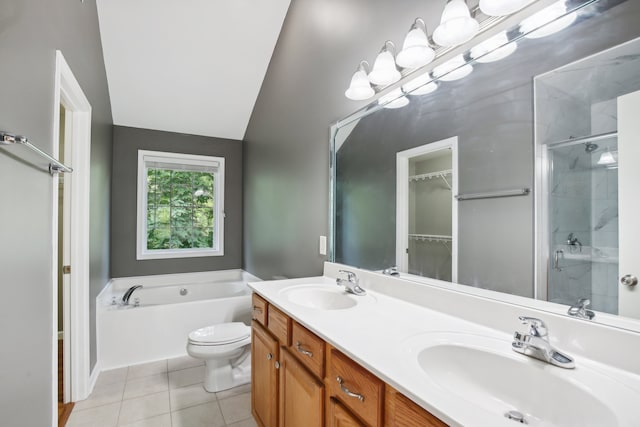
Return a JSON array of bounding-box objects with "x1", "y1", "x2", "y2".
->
[
  {"x1": 537, "y1": 82, "x2": 594, "y2": 305},
  {"x1": 590, "y1": 99, "x2": 619, "y2": 314}
]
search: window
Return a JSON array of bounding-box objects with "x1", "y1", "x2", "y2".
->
[{"x1": 137, "y1": 150, "x2": 224, "y2": 260}]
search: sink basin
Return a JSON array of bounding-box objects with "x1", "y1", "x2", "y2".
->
[
  {"x1": 402, "y1": 332, "x2": 638, "y2": 426},
  {"x1": 279, "y1": 285, "x2": 363, "y2": 310}
]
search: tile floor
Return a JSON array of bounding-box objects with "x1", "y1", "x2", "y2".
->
[{"x1": 67, "y1": 356, "x2": 257, "y2": 427}]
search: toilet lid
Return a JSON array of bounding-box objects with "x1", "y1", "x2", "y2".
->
[{"x1": 188, "y1": 322, "x2": 250, "y2": 345}]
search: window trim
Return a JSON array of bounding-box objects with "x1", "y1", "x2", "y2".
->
[{"x1": 136, "y1": 149, "x2": 225, "y2": 260}]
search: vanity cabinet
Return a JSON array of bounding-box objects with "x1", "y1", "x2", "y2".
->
[{"x1": 250, "y1": 293, "x2": 447, "y2": 427}]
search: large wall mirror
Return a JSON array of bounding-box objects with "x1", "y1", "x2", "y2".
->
[{"x1": 331, "y1": 0, "x2": 640, "y2": 329}]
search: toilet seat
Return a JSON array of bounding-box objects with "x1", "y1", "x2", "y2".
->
[{"x1": 188, "y1": 322, "x2": 250, "y2": 346}]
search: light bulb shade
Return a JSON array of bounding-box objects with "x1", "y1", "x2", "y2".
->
[
  {"x1": 597, "y1": 151, "x2": 617, "y2": 165},
  {"x1": 433, "y1": 55, "x2": 473, "y2": 81},
  {"x1": 479, "y1": 0, "x2": 534, "y2": 17},
  {"x1": 433, "y1": 0, "x2": 479, "y2": 47},
  {"x1": 520, "y1": 2, "x2": 577, "y2": 39},
  {"x1": 470, "y1": 32, "x2": 517, "y2": 63},
  {"x1": 345, "y1": 69, "x2": 375, "y2": 100},
  {"x1": 396, "y1": 28, "x2": 435, "y2": 69},
  {"x1": 379, "y1": 89, "x2": 410, "y2": 109},
  {"x1": 403, "y1": 73, "x2": 438, "y2": 95},
  {"x1": 369, "y1": 50, "x2": 401, "y2": 86}
]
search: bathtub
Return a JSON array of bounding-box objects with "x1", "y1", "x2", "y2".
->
[{"x1": 97, "y1": 269, "x2": 261, "y2": 369}]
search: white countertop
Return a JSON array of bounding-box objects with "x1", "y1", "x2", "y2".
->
[{"x1": 248, "y1": 271, "x2": 640, "y2": 427}]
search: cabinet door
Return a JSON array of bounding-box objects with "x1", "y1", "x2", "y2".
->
[
  {"x1": 252, "y1": 322, "x2": 279, "y2": 427},
  {"x1": 329, "y1": 398, "x2": 365, "y2": 427},
  {"x1": 279, "y1": 348, "x2": 324, "y2": 427},
  {"x1": 385, "y1": 386, "x2": 447, "y2": 427}
]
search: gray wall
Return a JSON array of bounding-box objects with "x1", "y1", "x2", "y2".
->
[
  {"x1": 243, "y1": 0, "x2": 446, "y2": 280},
  {"x1": 0, "y1": 0, "x2": 112, "y2": 424},
  {"x1": 110, "y1": 126, "x2": 243, "y2": 277}
]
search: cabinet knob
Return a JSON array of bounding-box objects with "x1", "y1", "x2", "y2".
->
[
  {"x1": 267, "y1": 353, "x2": 273, "y2": 360},
  {"x1": 275, "y1": 361, "x2": 280, "y2": 369}
]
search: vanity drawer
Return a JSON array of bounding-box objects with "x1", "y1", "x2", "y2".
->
[
  {"x1": 290, "y1": 321, "x2": 325, "y2": 379},
  {"x1": 267, "y1": 304, "x2": 291, "y2": 346},
  {"x1": 385, "y1": 386, "x2": 447, "y2": 427},
  {"x1": 328, "y1": 349, "x2": 383, "y2": 427},
  {"x1": 252, "y1": 293, "x2": 268, "y2": 326}
]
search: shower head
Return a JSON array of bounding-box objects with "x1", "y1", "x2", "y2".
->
[{"x1": 584, "y1": 142, "x2": 599, "y2": 152}]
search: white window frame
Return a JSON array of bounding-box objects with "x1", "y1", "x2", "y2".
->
[{"x1": 136, "y1": 150, "x2": 225, "y2": 260}]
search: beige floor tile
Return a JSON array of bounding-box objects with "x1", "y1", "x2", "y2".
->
[
  {"x1": 126, "y1": 360, "x2": 168, "y2": 380},
  {"x1": 168, "y1": 365, "x2": 204, "y2": 389},
  {"x1": 117, "y1": 391, "x2": 170, "y2": 425},
  {"x1": 215, "y1": 383, "x2": 251, "y2": 400},
  {"x1": 219, "y1": 392, "x2": 252, "y2": 424},
  {"x1": 123, "y1": 373, "x2": 168, "y2": 400},
  {"x1": 96, "y1": 367, "x2": 128, "y2": 388},
  {"x1": 67, "y1": 402, "x2": 120, "y2": 427},
  {"x1": 170, "y1": 382, "x2": 217, "y2": 411},
  {"x1": 228, "y1": 417, "x2": 259, "y2": 427},
  {"x1": 74, "y1": 381, "x2": 125, "y2": 411},
  {"x1": 168, "y1": 354, "x2": 204, "y2": 372},
  {"x1": 171, "y1": 401, "x2": 226, "y2": 427},
  {"x1": 117, "y1": 413, "x2": 172, "y2": 427}
]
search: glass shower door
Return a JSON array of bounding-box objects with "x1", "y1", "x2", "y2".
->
[{"x1": 547, "y1": 135, "x2": 619, "y2": 314}]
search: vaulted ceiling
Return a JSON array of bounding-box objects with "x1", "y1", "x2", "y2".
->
[{"x1": 96, "y1": 0, "x2": 291, "y2": 140}]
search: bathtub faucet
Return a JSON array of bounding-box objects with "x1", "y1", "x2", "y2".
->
[{"x1": 122, "y1": 285, "x2": 143, "y2": 305}]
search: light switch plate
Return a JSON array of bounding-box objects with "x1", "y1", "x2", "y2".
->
[{"x1": 319, "y1": 235, "x2": 327, "y2": 256}]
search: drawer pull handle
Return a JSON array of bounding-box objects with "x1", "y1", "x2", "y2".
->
[
  {"x1": 296, "y1": 341, "x2": 313, "y2": 357},
  {"x1": 252, "y1": 305, "x2": 263, "y2": 313},
  {"x1": 267, "y1": 353, "x2": 273, "y2": 360},
  {"x1": 336, "y1": 376, "x2": 364, "y2": 402}
]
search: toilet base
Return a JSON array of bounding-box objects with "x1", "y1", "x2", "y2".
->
[{"x1": 203, "y1": 352, "x2": 251, "y2": 393}]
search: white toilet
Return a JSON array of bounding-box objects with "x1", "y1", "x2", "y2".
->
[{"x1": 186, "y1": 322, "x2": 252, "y2": 392}]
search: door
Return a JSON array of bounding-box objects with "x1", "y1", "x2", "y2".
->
[
  {"x1": 251, "y1": 323, "x2": 279, "y2": 427},
  {"x1": 279, "y1": 349, "x2": 323, "y2": 427},
  {"x1": 618, "y1": 90, "x2": 640, "y2": 317},
  {"x1": 328, "y1": 398, "x2": 365, "y2": 427}
]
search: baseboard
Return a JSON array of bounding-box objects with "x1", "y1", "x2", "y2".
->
[{"x1": 87, "y1": 361, "x2": 101, "y2": 396}]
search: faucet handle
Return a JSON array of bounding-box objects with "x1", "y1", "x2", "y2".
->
[
  {"x1": 568, "y1": 298, "x2": 595, "y2": 320},
  {"x1": 518, "y1": 316, "x2": 548, "y2": 337},
  {"x1": 338, "y1": 269, "x2": 357, "y2": 283}
]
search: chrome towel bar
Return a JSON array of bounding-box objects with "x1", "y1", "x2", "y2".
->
[
  {"x1": 1, "y1": 131, "x2": 72, "y2": 174},
  {"x1": 455, "y1": 188, "x2": 530, "y2": 201}
]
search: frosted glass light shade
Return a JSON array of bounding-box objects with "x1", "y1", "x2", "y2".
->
[
  {"x1": 433, "y1": 0, "x2": 479, "y2": 47},
  {"x1": 379, "y1": 89, "x2": 410, "y2": 109},
  {"x1": 520, "y1": 2, "x2": 577, "y2": 39},
  {"x1": 470, "y1": 32, "x2": 517, "y2": 63},
  {"x1": 369, "y1": 50, "x2": 401, "y2": 86},
  {"x1": 597, "y1": 151, "x2": 617, "y2": 165},
  {"x1": 403, "y1": 73, "x2": 438, "y2": 95},
  {"x1": 479, "y1": 0, "x2": 533, "y2": 17},
  {"x1": 345, "y1": 69, "x2": 375, "y2": 100},
  {"x1": 396, "y1": 27, "x2": 435, "y2": 69},
  {"x1": 433, "y1": 55, "x2": 473, "y2": 81}
]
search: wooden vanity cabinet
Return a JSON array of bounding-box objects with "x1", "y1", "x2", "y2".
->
[
  {"x1": 279, "y1": 348, "x2": 324, "y2": 427},
  {"x1": 252, "y1": 321, "x2": 280, "y2": 427},
  {"x1": 252, "y1": 293, "x2": 268, "y2": 326},
  {"x1": 385, "y1": 386, "x2": 447, "y2": 427},
  {"x1": 329, "y1": 398, "x2": 366, "y2": 427}
]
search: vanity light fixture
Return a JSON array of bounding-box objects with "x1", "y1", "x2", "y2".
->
[
  {"x1": 479, "y1": 0, "x2": 534, "y2": 17},
  {"x1": 597, "y1": 150, "x2": 618, "y2": 165},
  {"x1": 368, "y1": 41, "x2": 402, "y2": 86},
  {"x1": 433, "y1": 55, "x2": 473, "y2": 81},
  {"x1": 433, "y1": 0, "x2": 480, "y2": 47},
  {"x1": 520, "y1": 1, "x2": 577, "y2": 39},
  {"x1": 379, "y1": 88, "x2": 410, "y2": 109},
  {"x1": 402, "y1": 72, "x2": 439, "y2": 96},
  {"x1": 470, "y1": 31, "x2": 517, "y2": 63},
  {"x1": 345, "y1": 61, "x2": 375, "y2": 101},
  {"x1": 396, "y1": 18, "x2": 436, "y2": 69}
]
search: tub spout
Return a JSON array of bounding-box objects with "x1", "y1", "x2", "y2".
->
[{"x1": 122, "y1": 285, "x2": 143, "y2": 305}]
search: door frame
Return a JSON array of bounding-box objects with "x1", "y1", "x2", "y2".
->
[
  {"x1": 396, "y1": 136, "x2": 458, "y2": 281},
  {"x1": 51, "y1": 51, "x2": 93, "y2": 423}
]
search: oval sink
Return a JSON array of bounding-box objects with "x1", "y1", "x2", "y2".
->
[
  {"x1": 279, "y1": 285, "x2": 361, "y2": 310},
  {"x1": 403, "y1": 333, "x2": 638, "y2": 426}
]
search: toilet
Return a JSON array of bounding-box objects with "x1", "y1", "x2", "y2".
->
[{"x1": 186, "y1": 322, "x2": 252, "y2": 392}]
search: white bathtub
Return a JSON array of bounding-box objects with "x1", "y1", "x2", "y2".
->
[{"x1": 97, "y1": 269, "x2": 261, "y2": 369}]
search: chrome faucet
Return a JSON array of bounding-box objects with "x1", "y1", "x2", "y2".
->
[
  {"x1": 336, "y1": 270, "x2": 366, "y2": 296},
  {"x1": 512, "y1": 316, "x2": 575, "y2": 369},
  {"x1": 122, "y1": 285, "x2": 143, "y2": 305},
  {"x1": 382, "y1": 266, "x2": 400, "y2": 276},
  {"x1": 567, "y1": 233, "x2": 582, "y2": 252},
  {"x1": 567, "y1": 298, "x2": 595, "y2": 320}
]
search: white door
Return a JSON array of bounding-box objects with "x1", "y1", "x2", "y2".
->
[{"x1": 618, "y1": 90, "x2": 640, "y2": 317}]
